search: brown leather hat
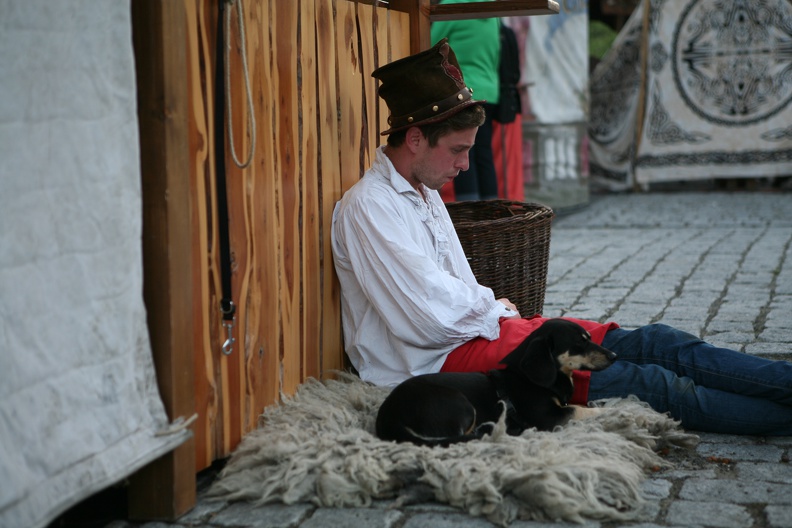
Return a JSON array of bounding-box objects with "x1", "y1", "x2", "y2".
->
[{"x1": 372, "y1": 38, "x2": 484, "y2": 135}]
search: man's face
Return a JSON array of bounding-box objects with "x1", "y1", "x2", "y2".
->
[{"x1": 409, "y1": 127, "x2": 477, "y2": 191}]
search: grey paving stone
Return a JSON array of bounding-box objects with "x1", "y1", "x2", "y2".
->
[
  {"x1": 737, "y1": 462, "x2": 792, "y2": 484},
  {"x1": 744, "y1": 342, "x2": 792, "y2": 357},
  {"x1": 642, "y1": 478, "x2": 674, "y2": 501},
  {"x1": 767, "y1": 505, "x2": 792, "y2": 528},
  {"x1": 702, "y1": 331, "x2": 755, "y2": 344},
  {"x1": 602, "y1": 525, "x2": 668, "y2": 528},
  {"x1": 509, "y1": 518, "x2": 601, "y2": 527},
  {"x1": 176, "y1": 497, "x2": 228, "y2": 524},
  {"x1": 696, "y1": 442, "x2": 785, "y2": 462},
  {"x1": 401, "y1": 512, "x2": 497, "y2": 528},
  {"x1": 660, "y1": 467, "x2": 717, "y2": 480},
  {"x1": 301, "y1": 507, "x2": 403, "y2": 528},
  {"x1": 403, "y1": 502, "x2": 461, "y2": 514},
  {"x1": 665, "y1": 501, "x2": 752, "y2": 528},
  {"x1": 632, "y1": 496, "x2": 663, "y2": 522},
  {"x1": 697, "y1": 433, "x2": 762, "y2": 444},
  {"x1": 705, "y1": 319, "x2": 755, "y2": 334},
  {"x1": 609, "y1": 306, "x2": 665, "y2": 325},
  {"x1": 766, "y1": 436, "x2": 792, "y2": 446},
  {"x1": 679, "y1": 478, "x2": 792, "y2": 504},
  {"x1": 759, "y1": 327, "x2": 792, "y2": 343},
  {"x1": 211, "y1": 502, "x2": 314, "y2": 528}
]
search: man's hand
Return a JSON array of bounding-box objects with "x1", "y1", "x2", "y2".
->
[{"x1": 497, "y1": 298, "x2": 521, "y2": 319}]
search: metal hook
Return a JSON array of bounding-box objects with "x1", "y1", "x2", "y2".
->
[{"x1": 222, "y1": 316, "x2": 236, "y2": 355}]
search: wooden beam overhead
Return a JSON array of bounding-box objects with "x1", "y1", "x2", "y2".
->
[
  {"x1": 388, "y1": 0, "x2": 559, "y2": 22},
  {"x1": 431, "y1": 0, "x2": 559, "y2": 21},
  {"x1": 387, "y1": 0, "x2": 559, "y2": 52}
]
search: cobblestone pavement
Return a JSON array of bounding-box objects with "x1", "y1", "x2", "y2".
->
[{"x1": 112, "y1": 191, "x2": 792, "y2": 528}]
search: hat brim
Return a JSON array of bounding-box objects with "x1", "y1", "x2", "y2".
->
[{"x1": 379, "y1": 98, "x2": 485, "y2": 136}]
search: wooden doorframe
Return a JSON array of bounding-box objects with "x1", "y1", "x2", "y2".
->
[{"x1": 128, "y1": 0, "x2": 196, "y2": 520}]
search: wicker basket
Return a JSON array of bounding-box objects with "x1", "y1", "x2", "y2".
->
[{"x1": 446, "y1": 200, "x2": 554, "y2": 317}]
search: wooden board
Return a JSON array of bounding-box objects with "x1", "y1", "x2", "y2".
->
[
  {"x1": 130, "y1": 0, "x2": 196, "y2": 518},
  {"x1": 315, "y1": 0, "x2": 346, "y2": 376},
  {"x1": 430, "y1": 0, "x2": 560, "y2": 21},
  {"x1": 301, "y1": 0, "x2": 322, "y2": 381},
  {"x1": 245, "y1": 0, "x2": 280, "y2": 432}
]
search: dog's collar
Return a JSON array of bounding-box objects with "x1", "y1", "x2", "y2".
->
[{"x1": 489, "y1": 370, "x2": 532, "y2": 433}]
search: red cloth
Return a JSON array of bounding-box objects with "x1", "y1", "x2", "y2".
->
[
  {"x1": 492, "y1": 114, "x2": 524, "y2": 201},
  {"x1": 440, "y1": 315, "x2": 619, "y2": 404},
  {"x1": 439, "y1": 176, "x2": 456, "y2": 202}
]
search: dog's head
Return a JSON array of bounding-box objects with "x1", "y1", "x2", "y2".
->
[{"x1": 499, "y1": 319, "x2": 617, "y2": 388}]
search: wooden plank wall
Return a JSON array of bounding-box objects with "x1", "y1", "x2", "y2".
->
[{"x1": 185, "y1": 0, "x2": 410, "y2": 470}]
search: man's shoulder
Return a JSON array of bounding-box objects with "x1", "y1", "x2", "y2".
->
[
  {"x1": 340, "y1": 171, "x2": 401, "y2": 209},
  {"x1": 334, "y1": 175, "x2": 418, "y2": 238}
]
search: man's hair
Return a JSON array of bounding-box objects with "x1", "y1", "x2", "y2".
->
[{"x1": 386, "y1": 104, "x2": 486, "y2": 147}]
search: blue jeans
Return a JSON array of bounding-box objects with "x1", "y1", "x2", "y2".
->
[{"x1": 590, "y1": 324, "x2": 792, "y2": 435}]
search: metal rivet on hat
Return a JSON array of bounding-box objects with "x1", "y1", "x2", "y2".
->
[
  {"x1": 408, "y1": 116, "x2": 414, "y2": 123},
  {"x1": 432, "y1": 105, "x2": 439, "y2": 112},
  {"x1": 457, "y1": 94, "x2": 464, "y2": 101}
]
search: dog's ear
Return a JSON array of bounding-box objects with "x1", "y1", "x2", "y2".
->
[
  {"x1": 516, "y1": 336, "x2": 558, "y2": 387},
  {"x1": 521, "y1": 337, "x2": 558, "y2": 387}
]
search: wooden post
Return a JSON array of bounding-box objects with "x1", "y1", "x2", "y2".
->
[
  {"x1": 129, "y1": 0, "x2": 196, "y2": 520},
  {"x1": 388, "y1": 0, "x2": 432, "y2": 53}
]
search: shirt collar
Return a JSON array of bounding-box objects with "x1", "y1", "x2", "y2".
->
[{"x1": 376, "y1": 145, "x2": 426, "y2": 199}]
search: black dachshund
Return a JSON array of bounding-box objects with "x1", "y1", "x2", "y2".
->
[{"x1": 376, "y1": 319, "x2": 617, "y2": 446}]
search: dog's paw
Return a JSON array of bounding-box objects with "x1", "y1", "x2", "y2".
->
[{"x1": 570, "y1": 405, "x2": 606, "y2": 421}]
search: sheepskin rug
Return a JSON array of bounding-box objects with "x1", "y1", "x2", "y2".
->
[{"x1": 208, "y1": 373, "x2": 698, "y2": 525}]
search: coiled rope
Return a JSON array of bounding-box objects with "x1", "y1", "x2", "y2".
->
[{"x1": 224, "y1": 0, "x2": 255, "y2": 168}]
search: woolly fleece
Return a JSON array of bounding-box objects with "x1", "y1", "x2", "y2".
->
[{"x1": 208, "y1": 373, "x2": 697, "y2": 525}]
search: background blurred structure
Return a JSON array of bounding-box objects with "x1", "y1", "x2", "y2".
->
[
  {"x1": 513, "y1": 0, "x2": 591, "y2": 212},
  {"x1": 590, "y1": 0, "x2": 792, "y2": 190}
]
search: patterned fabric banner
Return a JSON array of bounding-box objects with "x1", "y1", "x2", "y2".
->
[{"x1": 590, "y1": 0, "x2": 792, "y2": 189}]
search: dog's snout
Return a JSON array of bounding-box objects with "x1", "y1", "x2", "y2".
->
[
  {"x1": 598, "y1": 345, "x2": 617, "y2": 364},
  {"x1": 585, "y1": 344, "x2": 617, "y2": 371}
]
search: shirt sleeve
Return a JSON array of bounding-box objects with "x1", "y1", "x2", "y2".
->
[{"x1": 334, "y1": 191, "x2": 509, "y2": 348}]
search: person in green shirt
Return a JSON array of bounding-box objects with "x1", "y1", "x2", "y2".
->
[{"x1": 431, "y1": 0, "x2": 501, "y2": 201}]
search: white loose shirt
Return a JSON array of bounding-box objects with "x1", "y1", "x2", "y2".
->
[{"x1": 331, "y1": 146, "x2": 511, "y2": 387}]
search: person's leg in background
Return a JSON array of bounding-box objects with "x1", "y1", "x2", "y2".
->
[
  {"x1": 491, "y1": 113, "x2": 525, "y2": 201},
  {"x1": 474, "y1": 103, "x2": 498, "y2": 200},
  {"x1": 453, "y1": 103, "x2": 499, "y2": 201},
  {"x1": 453, "y1": 145, "x2": 481, "y2": 201}
]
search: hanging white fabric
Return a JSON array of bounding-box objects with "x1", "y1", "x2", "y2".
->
[{"x1": 0, "y1": 4, "x2": 190, "y2": 527}]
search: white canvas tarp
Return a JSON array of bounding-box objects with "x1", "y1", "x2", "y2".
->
[
  {"x1": 515, "y1": 4, "x2": 591, "y2": 210},
  {"x1": 590, "y1": 0, "x2": 792, "y2": 189},
  {"x1": 0, "y1": 2, "x2": 190, "y2": 527},
  {"x1": 523, "y1": 4, "x2": 589, "y2": 124}
]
